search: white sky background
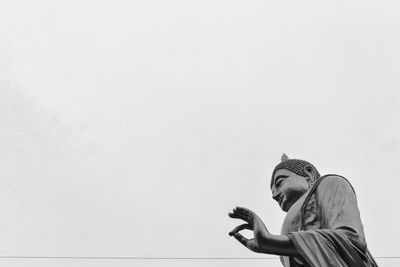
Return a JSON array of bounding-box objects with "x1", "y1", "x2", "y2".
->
[{"x1": 0, "y1": 1, "x2": 399, "y2": 266}]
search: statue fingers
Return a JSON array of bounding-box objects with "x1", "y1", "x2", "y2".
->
[
  {"x1": 229, "y1": 223, "x2": 252, "y2": 236},
  {"x1": 236, "y1": 206, "x2": 252, "y2": 215},
  {"x1": 228, "y1": 211, "x2": 239, "y2": 218},
  {"x1": 232, "y1": 208, "x2": 253, "y2": 225},
  {"x1": 236, "y1": 206, "x2": 255, "y2": 218},
  {"x1": 228, "y1": 210, "x2": 248, "y2": 222},
  {"x1": 236, "y1": 207, "x2": 257, "y2": 223},
  {"x1": 232, "y1": 232, "x2": 249, "y2": 248},
  {"x1": 231, "y1": 207, "x2": 250, "y2": 217}
]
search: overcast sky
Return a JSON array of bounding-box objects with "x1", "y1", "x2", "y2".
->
[{"x1": 1, "y1": 1, "x2": 399, "y2": 266}]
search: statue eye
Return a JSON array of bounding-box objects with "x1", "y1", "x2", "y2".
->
[{"x1": 274, "y1": 175, "x2": 288, "y2": 188}]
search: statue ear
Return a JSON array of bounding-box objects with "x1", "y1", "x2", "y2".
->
[
  {"x1": 304, "y1": 165, "x2": 315, "y2": 179},
  {"x1": 281, "y1": 153, "x2": 290, "y2": 162},
  {"x1": 303, "y1": 166, "x2": 316, "y2": 186}
]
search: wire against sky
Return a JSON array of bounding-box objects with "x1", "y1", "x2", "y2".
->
[{"x1": 0, "y1": 256, "x2": 397, "y2": 260}]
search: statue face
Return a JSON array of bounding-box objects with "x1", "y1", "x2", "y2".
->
[{"x1": 271, "y1": 169, "x2": 310, "y2": 212}]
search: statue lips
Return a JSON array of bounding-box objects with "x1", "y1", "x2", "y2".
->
[{"x1": 278, "y1": 195, "x2": 285, "y2": 206}]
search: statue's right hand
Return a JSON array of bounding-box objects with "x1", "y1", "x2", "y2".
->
[
  {"x1": 229, "y1": 223, "x2": 263, "y2": 253},
  {"x1": 228, "y1": 206, "x2": 269, "y2": 253}
]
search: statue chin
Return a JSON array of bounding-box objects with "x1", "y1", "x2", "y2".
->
[
  {"x1": 279, "y1": 199, "x2": 289, "y2": 212},
  {"x1": 282, "y1": 204, "x2": 290, "y2": 212}
]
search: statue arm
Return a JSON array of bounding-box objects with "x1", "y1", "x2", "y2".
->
[
  {"x1": 258, "y1": 233, "x2": 299, "y2": 256},
  {"x1": 229, "y1": 207, "x2": 300, "y2": 257}
]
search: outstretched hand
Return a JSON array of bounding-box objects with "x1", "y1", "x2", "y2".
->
[{"x1": 228, "y1": 206, "x2": 270, "y2": 253}]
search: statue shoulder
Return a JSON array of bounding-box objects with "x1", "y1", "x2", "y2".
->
[{"x1": 316, "y1": 174, "x2": 356, "y2": 194}]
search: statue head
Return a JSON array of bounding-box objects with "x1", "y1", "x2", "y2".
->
[{"x1": 270, "y1": 154, "x2": 321, "y2": 212}]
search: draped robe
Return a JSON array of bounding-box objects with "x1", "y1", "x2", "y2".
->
[{"x1": 280, "y1": 175, "x2": 378, "y2": 267}]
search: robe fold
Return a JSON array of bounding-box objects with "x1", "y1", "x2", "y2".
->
[{"x1": 280, "y1": 175, "x2": 378, "y2": 267}]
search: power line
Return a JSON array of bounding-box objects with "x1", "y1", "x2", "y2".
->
[
  {"x1": 0, "y1": 256, "x2": 276, "y2": 260},
  {"x1": 0, "y1": 256, "x2": 398, "y2": 260}
]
